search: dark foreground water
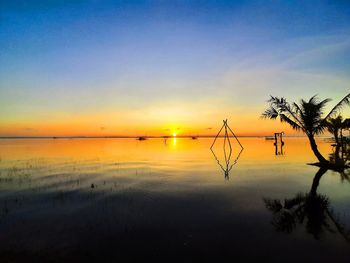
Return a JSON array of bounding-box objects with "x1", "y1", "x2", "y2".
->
[{"x1": 0, "y1": 138, "x2": 349, "y2": 262}]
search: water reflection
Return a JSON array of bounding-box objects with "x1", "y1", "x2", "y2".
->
[
  {"x1": 210, "y1": 120, "x2": 244, "y2": 179},
  {"x1": 211, "y1": 147, "x2": 243, "y2": 180},
  {"x1": 274, "y1": 142, "x2": 284, "y2": 156},
  {"x1": 264, "y1": 164, "x2": 350, "y2": 241},
  {"x1": 329, "y1": 145, "x2": 350, "y2": 181},
  {"x1": 0, "y1": 138, "x2": 349, "y2": 261}
]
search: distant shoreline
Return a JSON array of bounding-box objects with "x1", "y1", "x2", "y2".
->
[{"x1": 0, "y1": 135, "x2": 330, "y2": 140}]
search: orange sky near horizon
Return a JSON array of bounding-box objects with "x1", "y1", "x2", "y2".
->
[
  {"x1": 1, "y1": 2, "x2": 349, "y2": 138},
  {"x1": 0, "y1": 111, "x2": 302, "y2": 137},
  {"x1": 1, "y1": 97, "x2": 348, "y2": 137},
  {"x1": 3, "y1": 98, "x2": 350, "y2": 137}
]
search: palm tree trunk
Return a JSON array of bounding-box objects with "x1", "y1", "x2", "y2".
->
[
  {"x1": 340, "y1": 129, "x2": 343, "y2": 146},
  {"x1": 335, "y1": 145, "x2": 340, "y2": 163},
  {"x1": 334, "y1": 130, "x2": 339, "y2": 145},
  {"x1": 307, "y1": 135, "x2": 329, "y2": 164},
  {"x1": 310, "y1": 167, "x2": 327, "y2": 196}
]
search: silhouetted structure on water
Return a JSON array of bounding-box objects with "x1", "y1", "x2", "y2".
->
[{"x1": 210, "y1": 119, "x2": 243, "y2": 179}]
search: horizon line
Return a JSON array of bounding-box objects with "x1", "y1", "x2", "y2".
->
[{"x1": 0, "y1": 135, "x2": 329, "y2": 140}]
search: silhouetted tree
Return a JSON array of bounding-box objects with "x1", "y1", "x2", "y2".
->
[
  {"x1": 262, "y1": 93, "x2": 350, "y2": 165},
  {"x1": 340, "y1": 118, "x2": 350, "y2": 145},
  {"x1": 343, "y1": 118, "x2": 350, "y2": 130},
  {"x1": 326, "y1": 115, "x2": 343, "y2": 145}
]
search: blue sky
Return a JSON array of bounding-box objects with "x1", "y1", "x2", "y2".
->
[{"x1": 1, "y1": 0, "x2": 350, "y2": 136}]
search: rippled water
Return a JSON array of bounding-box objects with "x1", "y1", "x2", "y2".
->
[{"x1": 0, "y1": 138, "x2": 349, "y2": 262}]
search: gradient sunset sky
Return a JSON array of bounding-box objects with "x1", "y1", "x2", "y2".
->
[{"x1": 1, "y1": 0, "x2": 349, "y2": 137}]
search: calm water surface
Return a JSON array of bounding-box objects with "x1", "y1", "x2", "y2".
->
[{"x1": 0, "y1": 138, "x2": 349, "y2": 262}]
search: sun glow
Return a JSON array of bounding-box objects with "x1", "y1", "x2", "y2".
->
[{"x1": 173, "y1": 133, "x2": 177, "y2": 137}]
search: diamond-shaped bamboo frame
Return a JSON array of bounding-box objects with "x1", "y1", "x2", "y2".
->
[{"x1": 210, "y1": 119, "x2": 244, "y2": 179}]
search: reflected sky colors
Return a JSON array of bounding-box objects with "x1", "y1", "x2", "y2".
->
[
  {"x1": 1, "y1": 1, "x2": 350, "y2": 136},
  {"x1": 0, "y1": 138, "x2": 349, "y2": 261},
  {"x1": 0, "y1": 137, "x2": 344, "y2": 185}
]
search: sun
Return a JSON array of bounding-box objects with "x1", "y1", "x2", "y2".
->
[{"x1": 173, "y1": 133, "x2": 177, "y2": 137}]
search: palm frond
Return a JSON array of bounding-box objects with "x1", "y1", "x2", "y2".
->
[
  {"x1": 326, "y1": 208, "x2": 350, "y2": 242},
  {"x1": 270, "y1": 96, "x2": 306, "y2": 127},
  {"x1": 313, "y1": 124, "x2": 327, "y2": 135},
  {"x1": 318, "y1": 98, "x2": 332, "y2": 110},
  {"x1": 284, "y1": 193, "x2": 306, "y2": 209},
  {"x1": 280, "y1": 114, "x2": 302, "y2": 131},
  {"x1": 325, "y1": 116, "x2": 343, "y2": 134},
  {"x1": 324, "y1": 93, "x2": 350, "y2": 121},
  {"x1": 342, "y1": 118, "x2": 350, "y2": 129},
  {"x1": 261, "y1": 106, "x2": 279, "y2": 119},
  {"x1": 308, "y1": 94, "x2": 319, "y2": 104},
  {"x1": 293, "y1": 102, "x2": 304, "y2": 118},
  {"x1": 264, "y1": 198, "x2": 283, "y2": 213}
]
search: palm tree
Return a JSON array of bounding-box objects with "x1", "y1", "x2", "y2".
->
[
  {"x1": 340, "y1": 118, "x2": 350, "y2": 144},
  {"x1": 261, "y1": 93, "x2": 350, "y2": 165},
  {"x1": 343, "y1": 118, "x2": 350, "y2": 131},
  {"x1": 327, "y1": 116, "x2": 350, "y2": 145},
  {"x1": 326, "y1": 115, "x2": 343, "y2": 145}
]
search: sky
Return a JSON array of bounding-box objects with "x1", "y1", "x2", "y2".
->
[{"x1": 1, "y1": 0, "x2": 350, "y2": 137}]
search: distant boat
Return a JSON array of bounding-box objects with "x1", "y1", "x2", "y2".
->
[
  {"x1": 137, "y1": 136, "x2": 147, "y2": 141},
  {"x1": 191, "y1": 136, "x2": 198, "y2": 140}
]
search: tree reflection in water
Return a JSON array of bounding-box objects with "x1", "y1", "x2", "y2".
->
[{"x1": 264, "y1": 145, "x2": 350, "y2": 241}]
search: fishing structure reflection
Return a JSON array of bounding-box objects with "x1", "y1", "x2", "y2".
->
[
  {"x1": 274, "y1": 143, "x2": 284, "y2": 156},
  {"x1": 274, "y1": 132, "x2": 284, "y2": 156},
  {"x1": 210, "y1": 119, "x2": 244, "y2": 180}
]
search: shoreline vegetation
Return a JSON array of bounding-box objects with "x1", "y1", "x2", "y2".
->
[{"x1": 0, "y1": 135, "x2": 338, "y2": 140}]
